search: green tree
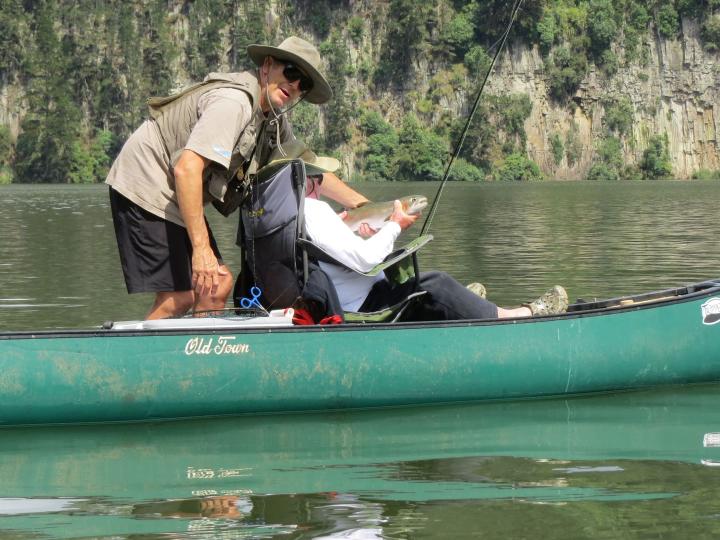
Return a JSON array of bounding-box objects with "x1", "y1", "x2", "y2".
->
[
  {"x1": 588, "y1": 0, "x2": 618, "y2": 56},
  {"x1": 441, "y1": 9, "x2": 476, "y2": 57},
  {"x1": 0, "y1": 0, "x2": 26, "y2": 76},
  {"x1": 597, "y1": 136, "x2": 624, "y2": 170},
  {"x1": 319, "y1": 33, "x2": 353, "y2": 148},
  {"x1": 228, "y1": 0, "x2": 269, "y2": 70},
  {"x1": 0, "y1": 124, "x2": 13, "y2": 184},
  {"x1": 0, "y1": 124, "x2": 11, "y2": 166},
  {"x1": 375, "y1": 0, "x2": 435, "y2": 86},
  {"x1": 537, "y1": 10, "x2": 557, "y2": 53},
  {"x1": 68, "y1": 130, "x2": 114, "y2": 184},
  {"x1": 587, "y1": 135, "x2": 623, "y2": 180},
  {"x1": 395, "y1": 114, "x2": 448, "y2": 181},
  {"x1": 464, "y1": 45, "x2": 491, "y2": 79},
  {"x1": 640, "y1": 134, "x2": 672, "y2": 178},
  {"x1": 692, "y1": 169, "x2": 720, "y2": 180},
  {"x1": 185, "y1": 0, "x2": 228, "y2": 79},
  {"x1": 701, "y1": 14, "x2": 720, "y2": 51},
  {"x1": 347, "y1": 16, "x2": 364, "y2": 43},
  {"x1": 359, "y1": 110, "x2": 399, "y2": 181},
  {"x1": 290, "y1": 101, "x2": 324, "y2": 151},
  {"x1": 546, "y1": 45, "x2": 588, "y2": 101},
  {"x1": 550, "y1": 133, "x2": 564, "y2": 165},
  {"x1": 495, "y1": 94, "x2": 533, "y2": 147},
  {"x1": 604, "y1": 97, "x2": 634, "y2": 136},
  {"x1": 656, "y1": 4, "x2": 680, "y2": 38},
  {"x1": 15, "y1": 1, "x2": 82, "y2": 183},
  {"x1": 140, "y1": 0, "x2": 177, "y2": 96}
]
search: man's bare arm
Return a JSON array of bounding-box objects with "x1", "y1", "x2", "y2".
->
[{"x1": 174, "y1": 149, "x2": 227, "y2": 296}]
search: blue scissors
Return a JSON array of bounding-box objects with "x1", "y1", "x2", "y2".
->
[{"x1": 240, "y1": 286, "x2": 264, "y2": 310}]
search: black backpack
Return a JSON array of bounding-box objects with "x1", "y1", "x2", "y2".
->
[{"x1": 233, "y1": 159, "x2": 344, "y2": 322}]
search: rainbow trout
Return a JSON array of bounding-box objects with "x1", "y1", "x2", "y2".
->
[{"x1": 343, "y1": 195, "x2": 428, "y2": 232}]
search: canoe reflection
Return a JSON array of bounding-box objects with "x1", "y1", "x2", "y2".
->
[
  {"x1": 131, "y1": 495, "x2": 249, "y2": 519},
  {"x1": 1, "y1": 384, "x2": 720, "y2": 538}
]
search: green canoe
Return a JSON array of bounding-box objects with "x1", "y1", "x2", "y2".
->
[{"x1": 2, "y1": 279, "x2": 720, "y2": 425}]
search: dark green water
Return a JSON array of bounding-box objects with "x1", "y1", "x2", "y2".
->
[
  {"x1": 1, "y1": 181, "x2": 718, "y2": 330},
  {"x1": 2, "y1": 182, "x2": 720, "y2": 538}
]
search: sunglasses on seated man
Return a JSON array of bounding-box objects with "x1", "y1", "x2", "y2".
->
[{"x1": 275, "y1": 59, "x2": 314, "y2": 93}]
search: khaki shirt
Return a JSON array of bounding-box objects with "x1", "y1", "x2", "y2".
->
[{"x1": 106, "y1": 88, "x2": 252, "y2": 227}]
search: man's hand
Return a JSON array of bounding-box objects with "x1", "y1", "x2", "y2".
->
[
  {"x1": 191, "y1": 244, "x2": 228, "y2": 296},
  {"x1": 390, "y1": 199, "x2": 419, "y2": 230}
]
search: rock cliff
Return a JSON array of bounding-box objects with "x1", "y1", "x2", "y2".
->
[
  {"x1": 1, "y1": 1, "x2": 719, "y2": 182},
  {"x1": 484, "y1": 17, "x2": 719, "y2": 179}
]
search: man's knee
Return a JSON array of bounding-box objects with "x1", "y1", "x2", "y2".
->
[
  {"x1": 214, "y1": 267, "x2": 234, "y2": 302},
  {"x1": 419, "y1": 271, "x2": 456, "y2": 292}
]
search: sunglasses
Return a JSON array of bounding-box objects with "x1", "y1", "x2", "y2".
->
[{"x1": 281, "y1": 62, "x2": 314, "y2": 93}]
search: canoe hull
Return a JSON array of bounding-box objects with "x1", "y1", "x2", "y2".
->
[{"x1": 2, "y1": 283, "x2": 720, "y2": 425}]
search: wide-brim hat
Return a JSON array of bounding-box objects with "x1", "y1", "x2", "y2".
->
[
  {"x1": 247, "y1": 36, "x2": 332, "y2": 105},
  {"x1": 257, "y1": 140, "x2": 340, "y2": 181}
]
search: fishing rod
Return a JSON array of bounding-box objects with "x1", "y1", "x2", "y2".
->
[{"x1": 420, "y1": 0, "x2": 525, "y2": 236}]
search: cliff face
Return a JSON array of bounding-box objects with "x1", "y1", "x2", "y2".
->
[
  {"x1": 1, "y1": 1, "x2": 719, "y2": 182},
  {"x1": 484, "y1": 17, "x2": 719, "y2": 179}
]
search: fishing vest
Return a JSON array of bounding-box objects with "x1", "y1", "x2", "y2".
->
[
  {"x1": 235, "y1": 160, "x2": 344, "y2": 321},
  {"x1": 147, "y1": 71, "x2": 292, "y2": 215}
]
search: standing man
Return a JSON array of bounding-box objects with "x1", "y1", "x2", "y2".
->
[{"x1": 107, "y1": 37, "x2": 364, "y2": 319}]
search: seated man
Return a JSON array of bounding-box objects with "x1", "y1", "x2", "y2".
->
[
  {"x1": 303, "y1": 196, "x2": 568, "y2": 321},
  {"x1": 250, "y1": 140, "x2": 568, "y2": 321}
]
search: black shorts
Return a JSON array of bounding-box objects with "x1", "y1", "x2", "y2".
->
[{"x1": 109, "y1": 188, "x2": 222, "y2": 294}]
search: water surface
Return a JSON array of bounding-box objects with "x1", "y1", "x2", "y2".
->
[
  {"x1": 1, "y1": 385, "x2": 720, "y2": 538},
  {"x1": 2, "y1": 181, "x2": 720, "y2": 538},
  {"x1": 1, "y1": 181, "x2": 719, "y2": 330}
]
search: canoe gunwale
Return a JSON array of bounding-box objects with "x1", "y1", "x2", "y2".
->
[{"x1": 2, "y1": 279, "x2": 720, "y2": 340}]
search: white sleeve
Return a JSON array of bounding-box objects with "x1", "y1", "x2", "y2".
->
[{"x1": 304, "y1": 198, "x2": 401, "y2": 273}]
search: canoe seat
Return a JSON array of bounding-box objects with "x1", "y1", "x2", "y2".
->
[
  {"x1": 344, "y1": 291, "x2": 428, "y2": 323},
  {"x1": 301, "y1": 233, "x2": 433, "y2": 324}
]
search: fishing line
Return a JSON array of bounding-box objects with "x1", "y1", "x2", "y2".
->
[{"x1": 420, "y1": 0, "x2": 525, "y2": 236}]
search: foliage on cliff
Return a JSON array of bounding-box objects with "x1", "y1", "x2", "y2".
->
[{"x1": 0, "y1": 0, "x2": 715, "y2": 183}]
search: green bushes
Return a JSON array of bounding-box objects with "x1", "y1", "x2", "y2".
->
[
  {"x1": 604, "y1": 97, "x2": 634, "y2": 136},
  {"x1": 640, "y1": 134, "x2": 672, "y2": 179},
  {"x1": 587, "y1": 0, "x2": 618, "y2": 56},
  {"x1": 550, "y1": 133, "x2": 564, "y2": 165},
  {"x1": 359, "y1": 110, "x2": 399, "y2": 181},
  {"x1": 692, "y1": 169, "x2": 720, "y2": 180},
  {"x1": 587, "y1": 136, "x2": 623, "y2": 180},
  {"x1": 586, "y1": 162, "x2": 618, "y2": 181},
  {"x1": 358, "y1": 109, "x2": 490, "y2": 182},
  {"x1": 546, "y1": 45, "x2": 588, "y2": 100},
  {"x1": 493, "y1": 153, "x2": 543, "y2": 182},
  {"x1": 319, "y1": 33, "x2": 353, "y2": 148},
  {"x1": 701, "y1": 14, "x2": 720, "y2": 51},
  {"x1": 67, "y1": 131, "x2": 114, "y2": 184},
  {"x1": 656, "y1": 4, "x2": 680, "y2": 38},
  {"x1": 441, "y1": 9, "x2": 476, "y2": 57},
  {"x1": 394, "y1": 114, "x2": 449, "y2": 181},
  {"x1": 448, "y1": 158, "x2": 484, "y2": 182},
  {"x1": 0, "y1": 125, "x2": 13, "y2": 185}
]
